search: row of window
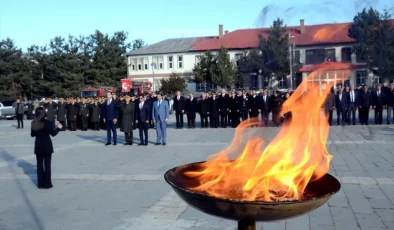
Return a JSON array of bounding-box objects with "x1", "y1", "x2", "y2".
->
[{"x1": 130, "y1": 55, "x2": 183, "y2": 71}]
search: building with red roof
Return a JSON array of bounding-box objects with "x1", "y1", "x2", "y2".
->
[{"x1": 126, "y1": 19, "x2": 391, "y2": 93}]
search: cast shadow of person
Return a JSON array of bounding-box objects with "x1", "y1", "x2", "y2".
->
[
  {"x1": 16, "y1": 160, "x2": 38, "y2": 186},
  {"x1": 77, "y1": 134, "x2": 107, "y2": 144}
]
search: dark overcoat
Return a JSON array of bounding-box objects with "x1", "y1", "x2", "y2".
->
[{"x1": 120, "y1": 102, "x2": 135, "y2": 133}]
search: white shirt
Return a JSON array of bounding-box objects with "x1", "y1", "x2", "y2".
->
[
  {"x1": 190, "y1": 98, "x2": 193, "y2": 101},
  {"x1": 158, "y1": 100, "x2": 162, "y2": 107},
  {"x1": 139, "y1": 102, "x2": 144, "y2": 109},
  {"x1": 107, "y1": 99, "x2": 111, "y2": 105},
  {"x1": 377, "y1": 90, "x2": 381, "y2": 96},
  {"x1": 350, "y1": 91, "x2": 354, "y2": 102},
  {"x1": 177, "y1": 96, "x2": 180, "y2": 100},
  {"x1": 263, "y1": 95, "x2": 267, "y2": 102}
]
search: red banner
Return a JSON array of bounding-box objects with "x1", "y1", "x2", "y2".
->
[{"x1": 121, "y1": 79, "x2": 131, "y2": 93}]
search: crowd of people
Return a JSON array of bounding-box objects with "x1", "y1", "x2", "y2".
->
[
  {"x1": 16, "y1": 82, "x2": 394, "y2": 190},
  {"x1": 16, "y1": 82, "x2": 394, "y2": 134}
]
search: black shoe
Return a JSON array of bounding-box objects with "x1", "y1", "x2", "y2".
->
[
  {"x1": 162, "y1": 143, "x2": 166, "y2": 146},
  {"x1": 155, "y1": 143, "x2": 161, "y2": 146},
  {"x1": 105, "y1": 143, "x2": 111, "y2": 146},
  {"x1": 130, "y1": 142, "x2": 133, "y2": 146},
  {"x1": 113, "y1": 143, "x2": 117, "y2": 146},
  {"x1": 144, "y1": 143, "x2": 148, "y2": 146},
  {"x1": 17, "y1": 127, "x2": 20, "y2": 129},
  {"x1": 138, "y1": 143, "x2": 144, "y2": 146},
  {"x1": 124, "y1": 143, "x2": 128, "y2": 145}
]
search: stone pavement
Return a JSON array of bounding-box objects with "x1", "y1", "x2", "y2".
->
[{"x1": 0, "y1": 115, "x2": 394, "y2": 230}]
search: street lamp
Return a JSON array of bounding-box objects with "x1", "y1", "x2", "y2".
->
[
  {"x1": 151, "y1": 62, "x2": 156, "y2": 92},
  {"x1": 258, "y1": 69, "x2": 262, "y2": 90}
]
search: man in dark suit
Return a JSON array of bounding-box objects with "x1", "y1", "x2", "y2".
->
[
  {"x1": 335, "y1": 88, "x2": 349, "y2": 126},
  {"x1": 102, "y1": 92, "x2": 118, "y2": 146},
  {"x1": 259, "y1": 88, "x2": 270, "y2": 126},
  {"x1": 173, "y1": 91, "x2": 185, "y2": 129},
  {"x1": 136, "y1": 94, "x2": 150, "y2": 146},
  {"x1": 347, "y1": 86, "x2": 358, "y2": 125},
  {"x1": 15, "y1": 98, "x2": 25, "y2": 129},
  {"x1": 359, "y1": 85, "x2": 372, "y2": 125},
  {"x1": 372, "y1": 84, "x2": 385, "y2": 125},
  {"x1": 218, "y1": 89, "x2": 229, "y2": 128},
  {"x1": 324, "y1": 88, "x2": 336, "y2": 126}
]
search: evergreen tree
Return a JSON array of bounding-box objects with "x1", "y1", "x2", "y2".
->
[
  {"x1": 160, "y1": 72, "x2": 187, "y2": 96},
  {"x1": 211, "y1": 46, "x2": 237, "y2": 88},
  {"x1": 191, "y1": 51, "x2": 216, "y2": 90},
  {"x1": 0, "y1": 38, "x2": 30, "y2": 100}
]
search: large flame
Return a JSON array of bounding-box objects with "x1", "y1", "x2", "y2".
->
[{"x1": 184, "y1": 65, "x2": 351, "y2": 202}]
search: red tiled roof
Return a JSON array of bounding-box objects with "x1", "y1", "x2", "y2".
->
[{"x1": 192, "y1": 20, "x2": 394, "y2": 51}]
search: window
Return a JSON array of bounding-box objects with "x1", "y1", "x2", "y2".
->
[
  {"x1": 196, "y1": 81, "x2": 217, "y2": 92},
  {"x1": 178, "y1": 55, "x2": 183, "y2": 68},
  {"x1": 341, "y1": 47, "x2": 351, "y2": 62},
  {"x1": 143, "y1": 58, "x2": 148, "y2": 70},
  {"x1": 356, "y1": 71, "x2": 367, "y2": 86},
  {"x1": 168, "y1": 56, "x2": 173, "y2": 69},
  {"x1": 278, "y1": 77, "x2": 287, "y2": 88},
  {"x1": 250, "y1": 75, "x2": 258, "y2": 89},
  {"x1": 235, "y1": 53, "x2": 243, "y2": 66},
  {"x1": 294, "y1": 51, "x2": 300, "y2": 64},
  {"x1": 132, "y1": 65, "x2": 135, "y2": 70},
  {"x1": 305, "y1": 49, "x2": 325, "y2": 64},
  {"x1": 137, "y1": 58, "x2": 142, "y2": 71},
  {"x1": 373, "y1": 76, "x2": 381, "y2": 85},
  {"x1": 325, "y1": 49, "x2": 335, "y2": 62}
]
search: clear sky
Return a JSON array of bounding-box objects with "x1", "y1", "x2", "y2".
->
[{"x1": 0, "y1": 0, "x2": 393, "y2": 51}]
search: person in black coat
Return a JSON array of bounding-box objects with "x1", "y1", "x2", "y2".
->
[
  {"x1": 324, "y1": 88, "x2": 336, "y2": 126},
  {"x1": 136, "y1": 95, "x2": 150, "y2": 146},
  {"x1": 185, "y1": 93, "x2": 198, "y2": 128},
  {"x1": 335, "y1": 88, "x2": 349, "y2": 126},
  {"x1": 270, "y1": 90, "x2": 284, "y2": 127},
  {"x1": 248, "y1": 90, "x2": 259, "y2": 120},
  {"x1": 31, "y1": 107, "x2": 62, "y2": 189},
  {"x1": 121, "y1": 95, "x2": 135, "y2": 145},
  {"x1": 359, "y1": 85, "x2": 372, "y2": 125},
  {"x1": 173, "y1": 91, "x2": 185, "y2": 129},
  {"x1": 198, "y1": 93, "x2": 210, "y2": 128},
  {"x1": 27, "y1": 100, "x2": 34, "y2": 119},
  {"x1": 372, "y1": 84, "x2": 385, "y2": 125},
  {"x1": 57, "y1": 98, "x2": 68, "y2": 131},
  {"x1": 259, "y1": 89, "x2": 270, "y2": 126},
  {"x1": 209, "y1": 93, "x2": 219, "y2": 128},
  {"x1": 44, "y1": 98, "x2": 58, "y2": 125},
  {"x1": 238, "y1": 91, "x2": 249, "y2": 122},
  {"x1": 90, "y1": 99, "x2": 101, "y2": 131},
  {"x1": 218, "y1": 89, "x2": 229, "y2": 128},
  {"x1": 228, "y1": 92, "x2": 240, "y2": 127},
  {"x1": 66, "y1": 98, "x2": 78, "y2": 131}
]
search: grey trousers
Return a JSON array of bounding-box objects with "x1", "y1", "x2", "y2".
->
[{"x1": 387, "y1": 106, "x2": 393, "y2": 123}]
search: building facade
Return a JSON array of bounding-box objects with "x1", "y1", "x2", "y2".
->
[{"x1": 125, "y1": 20, "x2": 390, "y2": 95}]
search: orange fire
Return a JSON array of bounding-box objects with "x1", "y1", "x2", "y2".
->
[{"x1": 184, "y1": 65, "x2": 351, "y2": 202}]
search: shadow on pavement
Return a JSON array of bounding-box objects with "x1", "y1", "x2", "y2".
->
[
  {"x1": 0, "y1": 149, "x2": 44, "y2": 230},
  {"x1": 17, "y1": 160, "x2": 37, "y2": 186}
]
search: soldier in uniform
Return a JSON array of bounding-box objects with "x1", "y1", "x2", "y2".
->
[
  {"x1": 209, "y1": 93, "x2": 219, "y2": 128},
  {"x1": 66, "y1": 98, "x2": 78, "y2": 131},
  {"x1": 78, "y1": 98, "x2": 89, "y2": 131},
  {"x1": 90, "y1": 99, "x2": 101, "y2": 131},
  {"x1": 120, "y1": 95, "x2": 135, "y2": 145},
  {"x1": 57, "y1": 98, "x2": 67, "y2": 131},
  {"x1": 44, "y1": 97, "x2": 58, "y2": 126}
]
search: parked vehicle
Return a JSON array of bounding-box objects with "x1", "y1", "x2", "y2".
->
[{"x1": 0, "y1": 101, "x2": 28, "y2": 120}]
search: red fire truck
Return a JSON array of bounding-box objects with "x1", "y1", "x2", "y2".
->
[
  {"x1": 121, "y1": 79, "x2": 152, "y2": 95},
  {"x1": 80, "y1": 86, "x2": 116, "y2": 98}
]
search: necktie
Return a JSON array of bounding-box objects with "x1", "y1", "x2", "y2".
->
[{"x1": 158, "y1": 101, "x2": 161, "y2": 107}]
